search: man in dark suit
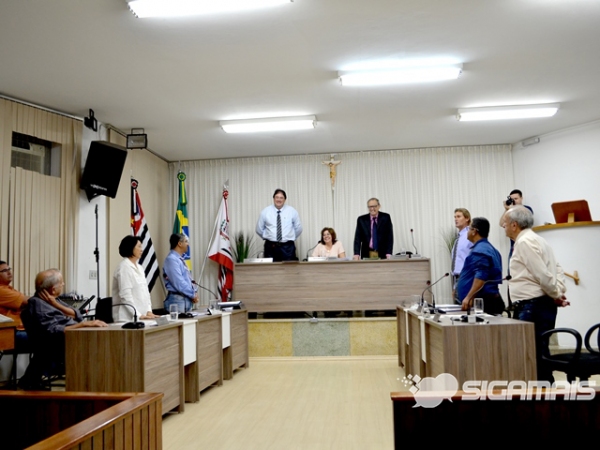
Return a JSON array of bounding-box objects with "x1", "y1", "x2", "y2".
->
[{"x1": 353, "y1": 198, "x2": 394, "y2": 259}]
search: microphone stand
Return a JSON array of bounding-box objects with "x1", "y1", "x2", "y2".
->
[
  {"x1": 112, "y1": 302, "x2": 145, "y2": 329},
  {"x1": 410, "y1": 229, "x2": 421, "y2": 258},
  {"x1": 419, "y1": 273, "x2": 450, "y2": 314},
  {"x1": 192, "y1": 280, "x2": 219, "y2": 315},
  {"x1": 94, "y1": 204, "x2": 100, "y2": 300},
  {"x1": 304, "y1": 242, "x2": 320, "y2": 261}
]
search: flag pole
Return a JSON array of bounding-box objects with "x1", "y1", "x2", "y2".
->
[{"x1": 198, "y1": 180, "x2": 229, "y2": 289}]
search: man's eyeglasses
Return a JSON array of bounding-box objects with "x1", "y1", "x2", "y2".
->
[{"x1": 0, "y1": 267, "x2": 12, "y2": 273}]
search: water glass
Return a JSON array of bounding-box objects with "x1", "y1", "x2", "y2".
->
[{"x1": 169, "y1": 304, "x2": 179, "y2": 321}]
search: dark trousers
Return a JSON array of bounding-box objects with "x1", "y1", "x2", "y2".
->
[
  {"x1": 479, "y1": 293, "x2": 505, "y2": 315},
  {"x1": 514, "y1": 295, "x2": 557, "y2": 382},
  {"x1": 264, "y1": 241, "x2": 297, "y2": 262}
]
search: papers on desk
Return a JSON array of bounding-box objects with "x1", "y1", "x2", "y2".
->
[
  {"x1": 0, "y1": 313, "x2": 14, "y2": 323},
  {"x1": 435, "y1": 304, "x2": 462, "y2": 313},
  {"x1": 307, "y1": 257, "x2": 350, "y2": 262}
]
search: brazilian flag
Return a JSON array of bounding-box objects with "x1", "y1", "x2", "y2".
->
[{"x1": 173, "y1": 171, "x2": 192, "y2": 270}]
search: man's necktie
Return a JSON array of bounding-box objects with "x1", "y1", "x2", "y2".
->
[
  {"x1": 277, "y1": 210, "x2": 282, "y2": 242},
  {"x1": 451, "y1": 235, "x2": 458, "y2": 274},
  {"x1": 372, "y1": 217, "x2": 378, "y2": 251}
]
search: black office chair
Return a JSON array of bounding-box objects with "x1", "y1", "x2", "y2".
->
[
  {"x1": 541, "y1": 323, "x2": 600, "y2": 383},
  {"x1": 94, "y1": 297, "x2": 114, "y2": 323},
  {"x1": 585, "y1": 322, "x2": 600, "y2": 355}
]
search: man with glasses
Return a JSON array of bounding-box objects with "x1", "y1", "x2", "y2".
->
[
  {"x1": 456, "y1": 218, "x2": 505, "y2": 315},
  {"x1": 256, "y1": 188, "x2": 303, "y2": 262},
  {"x1": 353, "y1": 198, "x2": 394, "y2": 260},
  {"x1": 0, "y1": 260, "x2": 29, "y2": 348},
  {"x1": 163, "y1": 233, "x2": 198, "y2": 313}
]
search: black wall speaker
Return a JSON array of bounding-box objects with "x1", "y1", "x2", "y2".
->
[{"x1": 80, "y1": 141, "x2": 128, "y2": 201}]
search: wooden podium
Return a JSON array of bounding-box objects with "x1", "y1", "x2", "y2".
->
[{"x1": 234, "y1": 259, "x2": 431, "y2": 312}]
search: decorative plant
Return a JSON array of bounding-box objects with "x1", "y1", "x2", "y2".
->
[
  {"x1": 441, "y1": 226, "x2": 458, "y2": 258},
  {"x1": 231, "y1": 231, "x2": 257, "y2": 263}
]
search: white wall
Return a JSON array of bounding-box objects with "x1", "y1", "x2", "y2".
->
[{"x1": 512, "y1": 120, "x2": 600, "y2": 340}]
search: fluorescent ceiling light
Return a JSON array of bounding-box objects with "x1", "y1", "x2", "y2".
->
[
  {"x1": 127, "y1": 0, "x2": 290, "y2": 18},
  {"x1": 457, "y1": 104, "x2": 560, "y2": 121},
  {"x1": 338, "y1": 64, "x2": 462, "y2": 86},
  {"x1": 220, "y1": 115, "x2": 317, "y2": 133}
]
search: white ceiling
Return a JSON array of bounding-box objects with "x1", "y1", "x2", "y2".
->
[{"x1": 1, "y1": 0, "x2": 599, "y2": 161}]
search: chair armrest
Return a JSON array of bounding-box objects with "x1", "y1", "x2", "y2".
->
[
  {"x1": 584, "y1": 323, "x2": 600, "y2": 355},
  {"x1": 541, "y1": 327, "x2": 582, "y2": 360}
]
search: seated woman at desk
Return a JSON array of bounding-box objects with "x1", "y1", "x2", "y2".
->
[
  {"x1": 312, "y1": 227, "x2": 346, "y2": 258},
  {"x1": 112, "y1": 236, "x2": 157, "y2": 321}
]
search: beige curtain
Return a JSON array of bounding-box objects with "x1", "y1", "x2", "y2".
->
[{"x1": 0, "y1": 98, "x2": 80, "y2": 294}]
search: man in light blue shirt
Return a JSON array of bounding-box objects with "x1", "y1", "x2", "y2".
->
[
  {"x1": 163, "y1": 233, "x2": 198, "y2": 312},
  {"x1": 451, "y1": 208, "x2": 473, "y2": 303},
  {"x1": 256, "y1": 189, "x2": 302, "y2": 261}
]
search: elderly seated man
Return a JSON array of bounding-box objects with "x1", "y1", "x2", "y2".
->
[{"x1": 19, "y1": 269, "x2": 106, "y2": 390}]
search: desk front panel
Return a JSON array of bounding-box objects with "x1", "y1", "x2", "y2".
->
[
  {"x1": 66, "y1": 323, "x2": 184, "y2": 415},
  {"x1": 230, "y1": 310, "x2": 249, "y2": 372},
  {"x1": 234, "y1": 259, "x2": 430, "y2": 312},
  {"x1": 144, "y1": 326, "x2": 183, "y2": 414},
  {"x1": 0, "y1": 322, "x2": 16, "y2": 351},
  {"x1": 196, "y1": 315, "x2": 223, "y2": 392}
]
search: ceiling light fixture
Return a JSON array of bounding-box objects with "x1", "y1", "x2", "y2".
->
[
  {"x1": 456, "y1": 104, "x2": 559, "y2": 121},
  {"x1": 338, "y1": 64, "x2": 462, "y2": 86},
  {"x1": 220, "y1": 115, "x2": 317, "y2": 133},
  {"x1": 127, "y1": 0, "x2": 291, "y2": 18}
]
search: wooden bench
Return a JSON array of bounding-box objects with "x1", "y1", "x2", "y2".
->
[{"x1": 1, "y1": 391, "x2": 162, "y2": 449}]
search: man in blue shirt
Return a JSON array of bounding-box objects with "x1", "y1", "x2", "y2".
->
[
  {"x1": 163, "y1": 233, "x2": 198, "y2": 312},
  {"x1": 256, "y1": 189, "x2": 303, "y2": 261},
  {"x1": 457, "y1": 217, "x2": 505, "y2": 315}
]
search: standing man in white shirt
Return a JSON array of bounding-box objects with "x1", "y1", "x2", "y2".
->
[
  {"x1": 451, "y1": 208, "x2": 473, "y2": 303},
  {"x1": 256, "y1": 189, "x2": 303, "y2": 262},
  {"x1": 504, "y1": 206, "x2": 569, "y2": 382}
]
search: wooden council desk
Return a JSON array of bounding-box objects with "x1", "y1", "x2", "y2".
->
[
  {"x1": 234, "y1": 259, "x2": 430, "y2": 312},
  {"x1": 66, "y1": 321, "x2": 184, "y2": 415},
  {"x1": 397, "y1": 306, "x2": 537, "y2": 385},
  {"x1": 0, "y1": 320, "x2": 17, "y2": 352}
]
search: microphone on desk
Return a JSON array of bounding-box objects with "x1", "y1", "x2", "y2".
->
[
  {"x1": 410, "y1": 229, "x2": 421, "y2": 258},
  {"x1": 304, "y1": 242, "x2": 320, "y2": 261},
  {"x1": 420, "y1": 273, "x2": 450, "y2": 312},
  {"x1": 192, "y1": 280, "x2": 219, "y2": 299},
  {"x1": 112, "y1": 302, "x2": 145, "y2": 329},
  {"x1": 192, "y1": 280, "x2": 219, "y2": 314},
  {"x1": 78, "y1": 295, "x2": 95, "y2": 314}
]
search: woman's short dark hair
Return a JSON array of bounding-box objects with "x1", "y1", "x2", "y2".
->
[
  {"x1": 319, "y1": 227, "x2": 337, "y2": 245},
  {"x1": 119, "y1": 235, "x2": 142, "y2": 258}
]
